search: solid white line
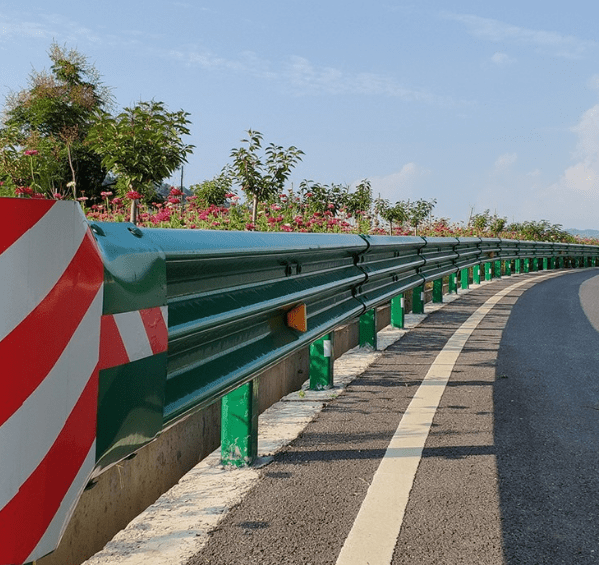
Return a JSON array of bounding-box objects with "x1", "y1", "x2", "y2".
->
[{"x1": 335, "y1": 273, "x2": 562, "y2": 565}]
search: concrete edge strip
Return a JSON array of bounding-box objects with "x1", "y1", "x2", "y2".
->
[{"x1": 335, "y1": 271, "x2": 566, "y2": 565}]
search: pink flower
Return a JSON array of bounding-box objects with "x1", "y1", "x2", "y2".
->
[
  {"x1": 186, "y1": 195, "x2": 197, "y2": 201},
  {"x1": 112, "y1": 197, "x2": 123, "y2": 206},
  {"x1": 126, "y1": 191, "x2": 143, "y2": 200},
  {"x1": 77, "y1": 196, "x2": 88, "y2": 202},
  {"x1": 167, "y1": 196, "x2": 181, "y2": 204},
  {"x1": 53, "y1": 193, "x2": 63, "y2": 200},
  {"x1": 24, "y1": 149, "x2": 39, "y2": 156},
  {"x1": 31, "y1": 193, "x2": 46, "y2": 199},
  {"x1": 169, "y1": 187, "x2": 183, "y2": 196},
  {"x1": 101, "y1": 191, "x2": 113, "y2": 198},
  {"x1": 224, "y1": 192, "x2": 235, "y2": 199},
  {"x1": 245, "y1": 223, "x2": 256, "y2": 231}
]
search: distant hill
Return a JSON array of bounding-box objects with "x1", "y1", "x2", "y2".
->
[{"x1": 567, "y1": 228, "x2": 599, "y2": 239}]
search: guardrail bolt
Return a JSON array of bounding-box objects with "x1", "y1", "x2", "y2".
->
[
  {"x1": 310, "y1": 333, "x2": 334, "y2": 389},
  {"x1": 359, "y1": 309, "x2": 378, "y2": 350},
  {"x1": 391, "y1": 294, "x2": 405, "y2": 328},
  {"x1": 221, "y1": 380, "x2": 259, "y2": 467}
]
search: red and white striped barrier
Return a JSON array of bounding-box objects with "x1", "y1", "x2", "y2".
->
[{"x1": 0, "y1": 199, "x2": 104, "y2": 564}]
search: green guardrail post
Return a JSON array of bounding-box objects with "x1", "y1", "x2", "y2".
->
[
  {"x1": 473, "y1": 264, "x2": 481, "y2": 284},
  {"x1": 532, "y1": 257, "x2": 539, "y2": 271},
  {"x1": 221, "y1": 380, "x2": 259, "y2": 467},
  {"x1": 391, "y1": 293, "x2": 405, "y2": 328},
  {"x1": 515, "y1": 258, "x2": 521, "y2": 274},
  {"x1": 523, "y1": 258, "x2": 530, "y2": 273},
  {"x1": 359, "y1": 309, "x2": 377, "y2": 349},
  {"x1": 542, "y1": 257, "x2": 548, "y2": 270},
  {"x1": 433, "y1": 278, "x2": 443, "y2": 303},
  {"x1": 310, "y1": 333, "x2": 334, "y2": 390},
  {"x1": 559, "y1": 256, "x2": 564, "y2": 268},
  {"x1": 484, "y1": 262, "x2": 492, "y2": 281},
  {"x1": 505, "y1": 260, "x2": 512, "y2": 276},
  {"x1": 448, "y1": 273, "x2": 457, "y2": 294},
  {"x1": 413, "y1": 284, "x2": 425, "y2": 314},
  {"x1": 494, "y1": 260, "x2": 502, "y2": 279},
  {"x1": 460, "y1": 268, "x2": 469, "y2": 290}
]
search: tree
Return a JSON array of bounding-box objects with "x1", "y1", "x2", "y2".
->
[
  {"x1": 1, "y1": 42, "x2": 113, "y2": 198},
  {"x1": 229, "y1": 129, "x2": 304, "y2": 224},
  {"x1": 190, "y1": 168, "x2": 235, "y2": 206},
  {"x1": 87, "y1": 100, "x2": 194, "y2": 222},
  {"x1": 377, "y1": 199, "x2": 409, "y2": 235},
  {"x1": 404, "y1": 198, "x2": 436, "y2": 235}
]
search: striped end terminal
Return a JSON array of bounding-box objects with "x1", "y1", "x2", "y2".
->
[{"x1": 0, "y1": 199, "x2": 104, "y2": 564}]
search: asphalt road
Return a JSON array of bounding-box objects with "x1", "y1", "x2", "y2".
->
[{"x1": 186, "y1": 270, "x2": 599, "y2": 565}]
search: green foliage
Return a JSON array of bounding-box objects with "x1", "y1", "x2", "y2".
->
[
  {"x1": 229, "y1": 129, "x2": 304, "y2": 223},
  {"x1": 1, "y1": 42, "x2": 112, "y2": 198},
  {"x1": 404, "y1": 198, "x2": 437, "y2": 235},
  {"x1": 190, "y1": 168, "x2": 234, "y2": 206},
  {"x1": 344, "y1": 179, "x2": 373, "y2": 216},
  {"x1": 87, "y1": 100, "x2": 194, "y2": 199},
  {"x1": 299, "y1": 180, "x2": 348, "y2": 214},
  {"x1": 470, "y1": 209, "x2": 507, "y2": 235}
]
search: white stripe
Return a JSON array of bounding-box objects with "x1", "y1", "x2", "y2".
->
[
  {"x1": 113, "y1": 310, "x2": 154, "y2": 362},
  {"x1": 26, "y1": 441, "x2": 97, "y2": 562},
  {"x1": 160, "y1": 304, "x2": 169, "y2": 329},
  {"x1": 336, "y1": 273, "x2": 563, "y2": 565},
  {"x1": 0, "y1": 287, "x2": 102, "y2": 511},
  {"x1": 0, "y1": 202, "x2": 89, "y2": 342}
]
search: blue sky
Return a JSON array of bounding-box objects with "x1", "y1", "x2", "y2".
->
[{"x1": 2, "y1": 1, "x2": 599, "y2": 229}]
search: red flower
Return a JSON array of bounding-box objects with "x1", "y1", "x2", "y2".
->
[
  {"x1": 169, "y1": 187, "x2": 183, "y2": 196},
  {"x1": 126, "y1": 191, "x2": 143, "y2": 200},
  {"x1": 24, "y1": 149, "x2": 39, "y2": 156}
]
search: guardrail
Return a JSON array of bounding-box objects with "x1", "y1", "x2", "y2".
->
[{"x1": 2, "y1": 197, "x2": 599, "y2": 564}]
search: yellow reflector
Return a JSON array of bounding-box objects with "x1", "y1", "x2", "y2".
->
[{"x1": 286, "y1": 303, "x2": 307, "y2": 332}]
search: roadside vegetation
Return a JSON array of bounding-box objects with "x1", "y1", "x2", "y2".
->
[{"x1": 1, "y1": 44, "x2": 596, "y2": 246}]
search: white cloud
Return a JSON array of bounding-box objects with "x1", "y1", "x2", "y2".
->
[
  {"x1": 365, "y1": 163, "x2": 432, "y2": 202},
  {"x1": 494, "y1": 153, "x2": 517, "y2": 170},
  {"x1": 444, "y1": 13, "x2": 595, "y2": 58},
  {"x1": 491, "y1": 52, "x2": 513, "y2": 66}
]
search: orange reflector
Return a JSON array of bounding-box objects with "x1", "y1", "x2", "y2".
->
[{"x1": 286, "y1": 303, "x2": 307, "y2": 332}]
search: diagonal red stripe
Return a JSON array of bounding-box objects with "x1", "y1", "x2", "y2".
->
[
  {"x1": 139, "y1": 307, "x2": 169, "y2": 355},
  {"x1": 0, "y1": 199, "x2": 56, "y2": 255},
  {"x1": 0, "y1": 365, "x2": 98, "y2": 564},
  {"x1": 0, "y1": 231, "x2": 103, "y2": 427},
  {"x1": 99, "y1": 315, "x2": 130, "y2": 369}
]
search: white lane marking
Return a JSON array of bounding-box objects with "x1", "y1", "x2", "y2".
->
[{"x1": 336, "y1": 272, "x2": 564, "y2": 565}]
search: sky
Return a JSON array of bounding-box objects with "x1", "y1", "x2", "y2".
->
[{"x1": 2, "y1": 1, "x2": 599, "y2": 229}]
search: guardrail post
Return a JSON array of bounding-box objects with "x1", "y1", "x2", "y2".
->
[
  {"x1": 532, "y1": 257, "x2": 539, "y2": 271},
  {"x1": 515, "y1": 258, "x2": 521, "y2": 274},
  {"x1": 523, "y1": 258, "x2": 530, "y2": 273},
  {"x1": 359, "y1": 309, "x2": 378, "y2": 349},
  {"x1": 559, "y1": 256, "x2": 564, "y2": 268},
  {"x1": 542, "y1": 257, "x2": 548, "y2": 270},
  {"x1": 473, "y1": 264, "x2": 481, "y2": 284},
  {"x1": 433, "y1": 278, "x2": 443, "y2": 303},
  {"x1": 391, "y1": 293, "x2": 404, "y2": 328},
  {"x1": 484, "y1": 262, "x2": 492, "y2": 281},
  {"x1": 505, "y1": 260, "x2": 512, "y2": 276},
  {"x1": 448, "y1": 273, "x2": 457, "y2": 294},
  {"x1": 494, "y1": 260, "x2": 502, "y2": 279},
  {"x1": 221, "y1": 380, "x2": 259, "y2": 467},
  {"x1": 460, "y1": 268, "x2": 469, "y2": 289},
  {"x1": 413, "y1": 284, "x2": 425, "y2": 314},
  {"x1": 310, "y1": 333, "x2": 334, "y2": 389}
]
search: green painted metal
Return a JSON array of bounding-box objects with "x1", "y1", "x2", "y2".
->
[
  {"x1": 473, "y1": 264, "x2": 481, "y2": 284},
  {"x1": 533, "y1": 257, "x2": 539, "y2": 271},
  {"x1": 221, "y1": 380, "x2": 259, "y2": 466},
  {"x1": 494, "y1": 260, "x2": 502, "y2": 278},
  {"x1": 412, "y1": 284, "x2": 425, "y2": 314},
  {"x1": 523, "y1": 258, "x2": 530, "y2": 273},
  {"x1": 391, "y1": 294, "x2": 405, "y2": 328},
  {"x1": 485, "y1": 262, "x2": 492, "y2": 281},
  {"x1": 432, "y1": 278, "x2": 443, "y2": 303},
  {"x1": 96, "y1": 354, "x2": 166, "y2": 470},
  {"x1": 559, "y1": 256, "x2": 565, "y2": 268},
  {"x1": 359, "y1": 309, "x2": 378, "y2": 349},
  {"x1": 448, "y1": 273, "x2": 457, "y2": 294},
  {"x1": 460, "y1": 268, "x2": 469, "y2": 289},
  {"x1": 542, "y1": 257, "x2": 549, "y2": 270},
  {"x1": 90, "y1": 221, "x2": 168, "y2": 470},
  {"x1": 309, "y1": 333, "x2": 334, "y2": 390},
  {"x1": 505, "y1": 260, "x2": 512, "y2": 276},
  {"x1": 515, "y1": 258, "x2": 521, "y2": 274}
]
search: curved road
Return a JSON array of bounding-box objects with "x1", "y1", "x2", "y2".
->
[{"x1": 187, "y1": 270, "x2": 599, "y2": 565}]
